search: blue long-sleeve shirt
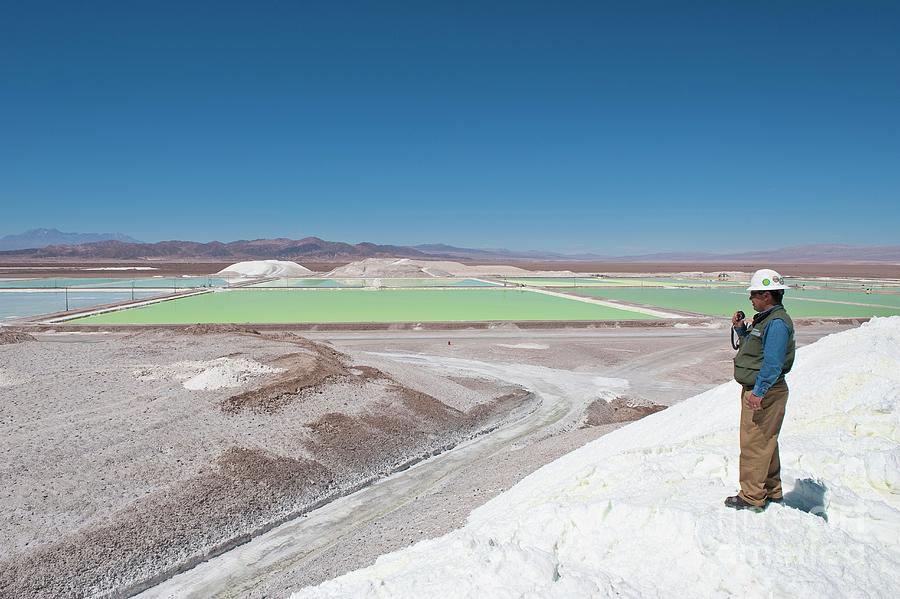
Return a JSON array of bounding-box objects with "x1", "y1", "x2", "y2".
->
[{"x1": 735, "y1": 316, "x2": 790, "y2": 396}]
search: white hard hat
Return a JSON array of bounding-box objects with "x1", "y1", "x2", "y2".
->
[{"x1": 747, "y1": 268, "x2": 789, "y2": 291}]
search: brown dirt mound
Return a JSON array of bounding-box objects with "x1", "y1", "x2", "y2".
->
[
  {"x1": 583, "y1": 396, "x2": 666, "y2": 427},
  {"x1": 0, "y1": 330, "x2": 36, "y2": 345},
  {"x1": 222, "y1": 351, "x2": 345, "y2": 414},
  {"x1": 183, "y1": 324, "x2": 260, "y2": 335},
  {"x1": 221, "y1": 337, "x2": 361, "y2": 414},
  {"x1": 0, "y1": 447, "x2": 333, "y2": 599},
  {"x1": 306, "y1": 385, "x2": 533, "y2": 476}
]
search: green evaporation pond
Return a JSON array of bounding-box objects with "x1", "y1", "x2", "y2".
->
[
  {"x1": 376, "y1": 278, "x2": 500, "y2": 287},
  {"x1": 567, "y1": 287, "x2": 900, "y2": 318},
  {"x1": 788, "y1": 288, "x2": 900, "y2": 309},
  {"x1": 503, "y1": 277, "x2": 742, "y2": 288},
  {"x1": 251, "y1": 278, "x2": 499, "y2": 288},
  {"x1": 501, "y1": 277, "x2": 639, "y2": 287},
  {"x1": 790, "y1": 279, "x2": 900, "y2": 290},
  {"x1": 624, "y1": 277, "x2": 744, "y2": 287},
  {"x1": 68, "y1": 288, "x2": 656, "y2": 324},
  {"x1": 249, "y1": 278, "x2": 363, "y2": 288}
]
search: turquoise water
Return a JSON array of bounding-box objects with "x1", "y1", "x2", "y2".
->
[
  {"x1": 0, "y1": 277, "x2": 233, "y2": 289},
  {"x1": 0, "y1": 291, "x2": 164, "y2": 321},
  {"x1": 503, "y1": 276, "x2": 743, "y2": 288}
]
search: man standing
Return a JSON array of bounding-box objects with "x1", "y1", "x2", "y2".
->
[{"x1": 726, "y1": 268, "x2": 795, "y2": 511}]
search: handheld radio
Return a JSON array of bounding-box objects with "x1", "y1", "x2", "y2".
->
[{"x1": 731, "y1": 311, "x2": 745, "y2": 350}]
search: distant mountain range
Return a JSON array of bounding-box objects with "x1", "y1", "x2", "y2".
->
[
  {"x1": 418, "y1": 243, "x2": 900, "y2": 263},
  {"x1": 0, "y1": 228, "x2": 139, "y2": 251},
  {"x1": 0, "y1": 230, "x2": 898, "y2": 263},
  {"x1": 0, "y1": 235, "x2": 435, "y2": 261}
]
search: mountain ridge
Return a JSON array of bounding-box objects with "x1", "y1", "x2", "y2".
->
[
  {"x1": 0, "y1": 228, "x2": 140, "y2": 251},
  {"x1": 1, "y1": 231, "x2": 898, "y2": 263}
]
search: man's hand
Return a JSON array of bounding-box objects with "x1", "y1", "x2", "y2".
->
[
  {"x1": 732, "y1": 311, "x2": 746, "y2": 329},
  {"x1": 746, "y1": 392, "x2": 763, "y2": 411}
]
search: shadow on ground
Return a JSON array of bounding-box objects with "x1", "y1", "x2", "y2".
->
[{"x1": 783, "y1": 478, "x2": 828, "y2": 521}]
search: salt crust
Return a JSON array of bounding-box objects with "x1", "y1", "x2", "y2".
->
[
  {"x1": 495, "y1": 343, "x2": 550, "y2": 350},
  {"x1": 133, "y1": 357, "x2": 284, "y2": 391},
  {"x1": 0, "y1": 369, "x2": 21, "y2": 387},
  {"x1": 294, "y1": 316, "x2": 900, "y2": 598}
]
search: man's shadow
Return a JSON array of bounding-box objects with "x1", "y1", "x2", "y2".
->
[{"x1": 782, "y1": 478, "x2": 828, "y2": 521}]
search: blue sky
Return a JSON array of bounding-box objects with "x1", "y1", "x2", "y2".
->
[{"x1": 2, "y1": 1, "x2": 898, "y2": 254}]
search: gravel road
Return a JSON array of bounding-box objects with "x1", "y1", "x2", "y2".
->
[{"x1": 133, "y1": 323, "x2": 852, "y2": 598}]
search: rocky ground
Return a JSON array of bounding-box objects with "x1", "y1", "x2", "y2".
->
[
  {"x1": 0, "y1": 330, "x2": 532, "y2": 598},
  {"x1": 141, "y1": 323, "x2": 851, "y2": 598},
  {"x1": 0, "y1": 322, "x2": 853, "y2": 598}
]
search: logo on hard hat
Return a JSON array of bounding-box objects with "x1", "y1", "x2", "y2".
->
[{"x1": 762, "y1": 278, "x2": 770, "y2": 286}]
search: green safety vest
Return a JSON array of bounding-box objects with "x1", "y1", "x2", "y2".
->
[{"x1": 733, "y1": 304, "x2": 795, "y2": 387}]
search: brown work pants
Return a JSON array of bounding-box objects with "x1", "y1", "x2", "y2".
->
[{"x1": 738, "y1": 380, "x2": 788, "y2": 507}]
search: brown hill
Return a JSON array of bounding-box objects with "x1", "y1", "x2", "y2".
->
[{"x1": 0, "y1": 237, "x2": 435, "y2": 261}]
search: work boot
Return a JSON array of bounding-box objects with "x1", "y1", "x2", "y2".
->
[{"x1": 724, "y1": 495, "x2": 764, "y2": 512}]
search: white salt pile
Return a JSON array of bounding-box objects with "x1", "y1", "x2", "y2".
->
[
  {"x1": 326, "y1": 258, "x2": 438, "y2": 278},
  {"x1": 293, "y1": 317, "x2": 900, "y2": 598},
  {"x1": 326, "y1": 258, "x2": 581, "y2": 279},
  {"x1": 217, "y1": 260, "x2": 312, "y2": 278},
  {"x1": 133, "y1": 357, "x2": 284, "y2": 391}
]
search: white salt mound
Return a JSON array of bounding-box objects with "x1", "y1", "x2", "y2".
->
[
  {"x1": 217, "y1": 260, "x2": 312, "y2": 278},
  {"x1": 294, "y1": 316, "x2": 900, "y2": 598},
  {"x1": 326, "y1": 258, "x2": 436, "y2": 278},
  {"x1": 326, "y1": 258, "x2": 581, "y2": 279},
  {"x1": 133, "y1": 357, "x2": 284, "y2": 391}
]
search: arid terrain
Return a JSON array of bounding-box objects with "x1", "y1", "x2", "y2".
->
[
  {"x1": 0, "y1": 320, "x2": 852, "y2": 598},
  {"x1": 2, "y1": 260, "x2": 899, "y2": 279}
]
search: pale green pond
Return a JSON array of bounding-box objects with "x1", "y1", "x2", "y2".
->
[
  {"x1": 248, "y1": 278, "x2": 499, "y2": 288},
  {"x1": 567, "y1": 287, "x2": 900, "y2": 318},
  {"x1": 68, "y1": 288, "x2": 656, "y2": 324}
]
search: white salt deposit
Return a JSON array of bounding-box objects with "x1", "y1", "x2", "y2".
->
[
  {"x1": 80, "y1": 266, "x2": 158, "y2": 271},
  {"x1": 674, "y1": 320, "x2": 728, "y2": 329},
  {"x1": 217, "y1": 260, "x2": 312, "y2": 278},
  {"x1": 326, "y1": 258, "x2": 582, "y2": 279},
  {"x1": 495, "y1": 343, "x2": 550, "y2": 350},
  {"x1": 0, "y1": 369, "x2": 21, "y2": 387},
  {"x1": 326, "y1": 258, "x2": 436, "y2": 278},
  {"x1": 294, "y1": 317, "x2": 900, "y2": 598},
  {"x1": 133, "y1": 357, "x2": 284, "y2": 391}
]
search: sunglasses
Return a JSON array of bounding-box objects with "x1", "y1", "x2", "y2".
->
[{"x1": 749, "y1": 291, "x2": 768, "y2": 298}]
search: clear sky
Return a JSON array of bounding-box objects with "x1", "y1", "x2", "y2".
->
[{"x1": 2, "y1": 1, "x2": 898, "y2": 254}]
